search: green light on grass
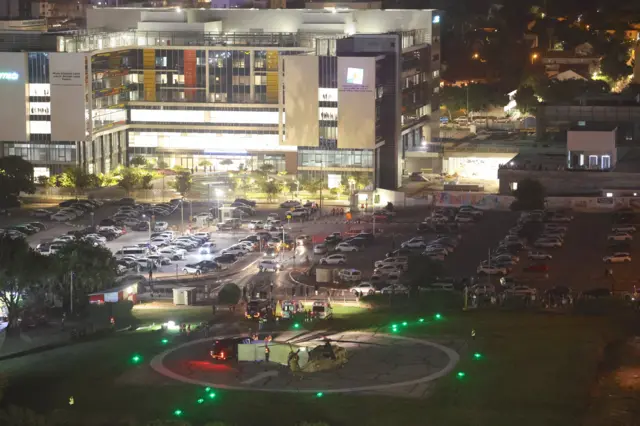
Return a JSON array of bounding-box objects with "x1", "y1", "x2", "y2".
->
[
  {"x1": 456, "y1": 371, "x2": 466, "y2": 379},
  {"x1": 161, "y1": 338, "x2": 169, "y2": 344},
  {"x1": 173, "y1": 409, "x2": 183, "y2": 416},
  {"x1": 316, "y1": 392, "x2": 324, "y2": 397},
  {"x1": 418, "y1": 318, "x2": 425, "y2": 323},
  {"x1": 434, "y1": 313, "x2": 442, "y2": 320},
  {"x1": 473, "y1": 352, "x2": 482, "y2": 360},
  {"x1": 205, "y1": 387, "x2": 211, "y2": 392},
  {"x1": 197, "y1": 398, "x2": 205, "y2": 404},
  {"x1": 293, "y1": 323, "x2": 300, "y2": 329},
  {"x1": 131, "y1": 354, "x2": 142, "y2": 364},
  {"x1": 402, "y1": 321, "x2": 408, "y2": 326},
  {"x1": 208, "y1": 392, "x2": 216, "y2": 399}
]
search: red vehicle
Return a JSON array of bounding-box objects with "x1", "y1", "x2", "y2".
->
[{"x1": 524, "y1": 263, "x2": 549, "y2": 272}]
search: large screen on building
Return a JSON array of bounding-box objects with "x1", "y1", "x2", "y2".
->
[
  {"x1": 50, "y1": 53, "x2": 87, "y2": 141},
  {"x1": 0, "y1": 53, "x2": 28, "y2": 142},
  {"x1": 283, "y1": 56, "x2": 319, "y2": 147},
  {"x1": 337, "y1": 57, "x2": 376, "y2": 149}
]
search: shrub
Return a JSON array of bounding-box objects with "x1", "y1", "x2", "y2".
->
[{"x1": 218, "y1": 283, "x2": 241, "y2": 305}]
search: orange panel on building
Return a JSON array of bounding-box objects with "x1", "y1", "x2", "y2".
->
[{"x1": 184, "y1": 50, "x2": 197, "y2": 101}]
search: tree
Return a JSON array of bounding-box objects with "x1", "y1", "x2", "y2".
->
[
  {"x1": 260, "y1": 179, "x2": 281, "y2": 202},
  {"x1": 156, "y1": 160, "x2": 169, "y2": 169},
  {"x1": 514, "y1": 85, "x2": 538, "y2": 115},
  {"x1": 140, "y1": 173, "x2": 154, "y2": 190},
  {"x1": 511, "y1": 178, "x2": 545, "y2": 211},
  {"x1": 0, "y1": 156, "x2": 35, "y2": 207},
  {"x1": 301, "y1": 177, "x2": 323, "y2": 196},
  {"x1": 52, "y1": 241, "x2": 117, "y2": 312},
  {"x1": 117, "y1": 167, "x2": 140, "y2": 195},
  {"x1": 600, "y1": 40, "x2": 633, "y2": 82},
  {"x1": 60, "y1": 167, "x2": 93, "y2": 196},
  {"x1": 0, "y1": 405, "x2": 50, "y2": 426},
  {"x1": 259, "y1": 163, "x2": 275, "y2": 174},
  {"x1": 36, "y1": 175, "x2": 49, "y2": 187},
  {"x1": 198, "y1": 159, "x2": 212, "y2": 168},
  {"x1": 218, "y1": 283, "x2": 241, "y2": 305},
  {"x1": 440, "y1": 85, "x2": 466, "y2": 119},
  {"x1": 170, "y1": 171, "x2": 193, "y2": 198},
  {"x1": 0, "y1": 236, "x2": 46, "y2": 330},
  {"x1": 130, "y1": 155, "x2": 148, "y2": 167},
  {"x1": 220, "y1": 159, "x2": 233, "y2": 171},
  {"x1": 285, "y1": 179, "x2": 298, "y2": 196},
  {"x1": 404, "y1": 255, "x2": 443, "y2": 293}
]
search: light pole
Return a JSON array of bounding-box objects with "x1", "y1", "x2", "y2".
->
[
  {"x1": 180, "y1": 197, "x2": 184, "y2": 234},
  {"x1": 90, "y1": 211, "x2": 94, "y2": 228},
  {"x1": 465, "y1": 83, "x2": 470, "y2": 119},
  {"x1": 215, "y1": 188, "x2": 224, "y2": 221}
]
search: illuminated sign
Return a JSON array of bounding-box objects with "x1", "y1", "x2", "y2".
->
[
  {"x1": 30, "y1": 102, "x2": 51, "y2": 115},
  {"x1": 29, "y1": 84, "x2": 50, "y2": 97},
  {"x1": 432, "y1": 15, "x2": 440, "y2": 24},
  {"x1": 346, "y1": 68, "x2": 364, "y2": 85},
  {"x1": 0, "y1": 72, "x2": 19, "y2": 81}
]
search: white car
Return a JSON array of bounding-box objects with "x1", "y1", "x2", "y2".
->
[
  {"x1": 612, "y1": 225, "x2": 636, "y2": 233},
  {"x1": 199, "y1": 242, "x2": 217, "y2": 254},
  {"x1": 147, "y1": 254, "x2": 172, "y2": 265},
  {"x1": 31, "y1": 209, "x2": 52, "y2": 218},
  {"x1": 380, "y1": 284, "x2": 409, "y2": 295},
  {"x1": 51, "y1": 212, "x2": 75, "y2": 221},
  {"x1": 549, "y1": 215, "x2": 572, "y2": 223},
  {"x1": 374, "y1": 257, "x2": 408, "y2": 270},
  {"x1": 319, "y1": 254, "x2": 347, "y2": 265},
  {"x1": 373, "y1": 264, "x2": 403, "y2": 276},
  {"x1": 248, "y1": 220, "x2": 264, "y2": 230},
  {"x1": 259, "y1": 259, "x2": 282, "y2": 272},
  {"x1": 401, "y1": 240, "x2": 427, "y2": 249},
  {"x1": 603, "y1": 252, "x2": 631, "y2": 263},
  {"x1": 221, "y1": 246, "x2": 247, "y2": 256},
  {"x1": 280, "y1": 200, "x2": 301, "y2": 208},
  {"x1": 335, "y1": 242, "x2": 359, "y2": 252},
  {"x1": 53, "y1": 235, "x2": 75, "y2": 243},
  {"x1": 313, "y1": 244, "x2": 328, "y2": 255},
  {"x1": 458, "y1": 207, "x2": 483, "y2": 217},
  {"x1": 528, "y1": 251, "x2": 552, "y2": 261},
  {"x1": 84, "y1": 234, "x2": 107, "y2": 244},
  {"x1": 608, "y1": 232, "x2": 633, "y2": 241},
  {"x1": 506, "y1": 285, "x2": 537, "y2": 296},
  {"x1": 349, "y1": 282, "x2": 376, "y2": 295},
  {"x1": 158, "y1": 247, "x2": 186, "y2": 260},
  {"x1": 424, "y1": 246, "x2": 449, "y2": 256},
  {"x1": 534, "y1": 239, "x2": 563, "y2": 248},
  {"x1": 425, "y1": 282, "x2": 455, "y2": 292},
  {"x1": 470, "y1": 284, "x2": 494, "y2": 295},
  {"x1": 545, "y1": 223, "x2": 567, "y2": 231},
  {"x1": 287, "y1": 208, "x2": 308, "y2": 218},
  {"x1": 455, "y1": 215, "x2": 475, "y2": 223},
  {"x1": 154, "y1": 222, "x2": 169, "y2": 231},
  {"x1": 476, "y1": 265, "x2": 507, "y2": 275},
  {"x1": 491, "y1": 255, "x2": 517, "y2": 265},
  {"x1": 122, "y1": 218, "x2": 141, "y2": 227},
  {"x1": 62, "y1": 207, "x2": 84, "y2": 217}
]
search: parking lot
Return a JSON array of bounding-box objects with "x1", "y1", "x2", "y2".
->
[{"x1": 3, "y1": 198, "x2": 640, "y2": 298}]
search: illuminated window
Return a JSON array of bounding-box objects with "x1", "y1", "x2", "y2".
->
[
  {"x1": 588, "y1": 155, "x2": 598, "y2": 168},
  {"x1": 601, "y1": 155, "x2": 611, "y2": 169}
]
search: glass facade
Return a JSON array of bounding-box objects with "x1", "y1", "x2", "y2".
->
[{"x1": 298, "y1": 148, "x2": 373, "y2": 169}]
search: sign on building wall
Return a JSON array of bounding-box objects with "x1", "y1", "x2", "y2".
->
[
  {"x1": 283, "y1": 56, "x2": 319, "y2": 147},
  {"x1": 337, "y1": 57, "x2": 375, "y2": 149},
  {"x1": 0, "y1": 52, "x2": 28, "y2": 142},
  {"x1": 50, "y1": 53, "x2": 87, "y2": 141}
]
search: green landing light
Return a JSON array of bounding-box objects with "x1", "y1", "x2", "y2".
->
[
  {"x1": 197, "y1": 398, "x2": 205, "y2": 404},
  {"x1": 434, "y1": 313, "x2": 442, "y2": 320},
  {"x1": 293, "y1": 323, "x2": 300, "y2": 329},
  {"x1": 131, "y1": 354, "x2": 142, "y2": 364},
  {"x1": 418, "y1": 318, "x2": 425, "y2": 323},
  {"x1": 316, "y1": 392, "x2": 324, "y2": 397},
  {"x1": 473, "y1": 352, "x2": 482, "y2": 359},
  {"x1": 456, "y1": 371, "x2": 466, "y2": 379},
  {"x1": 205, "y1": 387, "x2": 211, "y2": 392},
  {"x1": 173, "y1": 409, "x2": 183, "y2": 416},
  {"x1": 161, "y1": 338, "x2": 169, "y2": 344},
  {"x1": 402, "y1": 321, "x2": 408, "y2": 326},
  {"x1": 208, "y1": 392, "x2": 216, "y2": 399}
]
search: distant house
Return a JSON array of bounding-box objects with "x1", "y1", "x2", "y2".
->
[{"x1": 552, "y1": 70, "x2": 588, "y2": 82}]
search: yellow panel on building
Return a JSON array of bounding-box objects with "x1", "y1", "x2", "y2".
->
[
  {"x1": 143, "y1": 49, "x2": 156, "y2": 101},
  {"x1": 265, "y1": 51, "x2": 279, "y2": 103},
  {"x1": 266, "y1": 51, "x2": 279, "y2": 71}
]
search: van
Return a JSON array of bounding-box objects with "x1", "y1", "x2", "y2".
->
[
  {"x1": 160, "y1": 231, "x2": 175, "y2": 240},
  {"x1": 224, "y1": 218, "x2": 241, "y2": 229},
  {"x1": 312, "y1": 301, "x2": 333, "y2": 319},
  {"x1": 115, "y1": 246, "x2": 149, "y2": 258},
  {"x1": 339, "y1": 269, "x2": 362, "y2": 282}
]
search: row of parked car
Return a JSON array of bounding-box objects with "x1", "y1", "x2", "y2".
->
[
  {"x1": 30, "y1": 198, "x2": 105, "y2": 222},
  {"x1": 1, "y1": 221, "x2": 48, "y2": 240},
  {"x1": 603, "y1": 215, "x2": 636, "y2": 263},
  {"x1": 36, "y1": 224, "x2": 125, "y2": 256}
]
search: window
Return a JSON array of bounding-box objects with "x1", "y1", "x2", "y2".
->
[
  {"x1": 588, "y1": 155, "x2": 598, "y2": 168},
  {"x1": 601, "y1": 155, "x2": 611, "y2": 169},
  {"x1": 433, "y1": 87, "x2": 439, "y2": 94},
  {"x1": 432, "y1": 54, "x2": 440, "y2": 62},
  {"x1": 510, "y1": 182, "x2": 518, "y2": 191},
  {"x1": 579, "y1": 154, "x2": 584, "y2": 166},
  {"x1": 432, "y1": 70, "x2": 440, "y2": 78},
  {"x1": 155, "y1": 57, "x2": 167, "y2": 67}
]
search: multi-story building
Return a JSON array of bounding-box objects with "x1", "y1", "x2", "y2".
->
[{"x1": 0, "y1": 6, "x2": 440, "y2": 189}]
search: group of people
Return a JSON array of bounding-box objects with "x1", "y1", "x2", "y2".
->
[{"x1": 330, "y1": 208, "x2": 345, "y2": 216}]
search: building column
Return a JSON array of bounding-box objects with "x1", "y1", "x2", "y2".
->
[
  {"x1": 249, "y1": 50, "x2": 255, "y2": 102},
  {"x1": 205, "y1": 49, "x2": 210, "y2": 102}
]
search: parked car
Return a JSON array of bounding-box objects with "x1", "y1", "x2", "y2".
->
[
  {"x1": 199, "y1": 242, "x2": 217, "y2": 255},
  {"x1": 349, "y1": 282, "x2": 377, "y2": 295},
  {"x1": 280, "y1": 200, "x2": 301, "y2": 208},
  {"x1": 380, "y1": 284, "x2": 409, "y2": 295},
  {"x1": 335, "y1": 242, "x2": 359, "y2": 252},
  {"x1": 320, "y1": 254, "x2": 347, "y2": 265},
  {"x1": 524, "y1": 263, "x2": 549, "y2": 273},
  {"x1": 476, "y1": 265, "x2": 507, "y2": 275},
  {"x1": 31, "y1": 209, "x2": 52, "y2": 218},
  {"x1": 259, "y1": 259, "x2": 282, "y2": 272},
  {"x1": 313, "y1": 244, "x2": 328, "y2": 255},
  {"x1": 528, "y1": 251, "x2": 552, "y2": 261},
  {"x1": 608, "y1": 232, "x2": 633, "y2": 241},
  {"x1": 338, "y1": 268, "x2": 362, "y2": 281},
  {"x1": 603, "y1": 252, "x2": 632, "y2": 263}
]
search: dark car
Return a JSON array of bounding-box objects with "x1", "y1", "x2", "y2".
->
[
  {"x1": 169, "y1": 198, "x2": 183, "y2": 206},
  {"x1": 198, "y1": 260, "x2": 220, "y2": 272},
  {"x1": 355, "y1": 232, "x2": 375, "y2": 242},
  {"x1": 99, "y1": 218, "x2": 118, "y2": 227},
  {"x1": 118, "y1": 197, "x2": 136, "y2": 205},
  {"x1": 409, "y1": 172, "x2": 426, "y2": 182},
  {"x1": 11, "y1": 225, "x2": 38, "y2": 235},
  {"x1": 582, "y1": 288, "x2": 612, "y2": 298},
  {"x1": 59, "y1": 199, "x2": 77, "y2": 207},
  {"x1": 214, "y1": 254, "x2": 237, "y2": 264},
  {"x1": 97, "y1": 229, "x2": 117, "y2": 241},
  {"x1": 325, "y1": 235, "x2": 342, "y2": 244},
  {"x1": 343, "y1": 237, "x2": 367, "y2": 248},
  {"x1": 417, "y1": 222, "x2": 431, "y2": 233},
  {"x1": 217, "y1": 223, "x2": 233, "y2": 231},
  {"x1": 234, "y1": 198, "x2": 256, "y2": 207},
  {"x1": 209, "y1": 337, "x2": 248, "y2": 361},
  {"x1": 27, "y1": 222, "x2": 47, "y2": 231},
  {"x1": 386, "y1": 248, "x2": 413, "y2": 258},
  {"x1": 132, "y1": 222, "x2": 150, "y2": 231}
]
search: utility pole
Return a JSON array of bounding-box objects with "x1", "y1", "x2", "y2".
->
[
  {"x1": 319, "y1": 161, "x2": 323, "y2": 212},
  {"x1": 69, "y1": 271, "x2": 74, "y2": 314},
  {"x1": 372, "y1": 213, "x2": 376, "y2": 235},
  {"x1": 487, "y1": 247, "x2": 491, "y2": 285},
  {"x1": 180, "y1": 197, "x2": 184, "y2": 234}
]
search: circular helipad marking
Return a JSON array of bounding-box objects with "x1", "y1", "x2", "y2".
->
[{"x1": 150, "y1": 333, "x2": 459, "y2": 394}]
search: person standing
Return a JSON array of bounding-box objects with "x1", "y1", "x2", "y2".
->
[{"x1": 264, "y1": 345, "x2": 270, "y2": 363}]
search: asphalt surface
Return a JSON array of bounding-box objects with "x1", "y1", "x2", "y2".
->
[{"x1": 5, "y1": 201, "x2": 640, "y2": 295}]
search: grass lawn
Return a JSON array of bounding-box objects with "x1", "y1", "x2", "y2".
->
[{"x1": 0, "y1": 307, "x2": 627, "y2": 426}]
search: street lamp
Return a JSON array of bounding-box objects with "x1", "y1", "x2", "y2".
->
[
  {"x1": 531, "y1": 53, "x2": 539, "y2": 64},
  {"x1": 214, "y1": 188, "x2": 224, "y2": 221}
]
